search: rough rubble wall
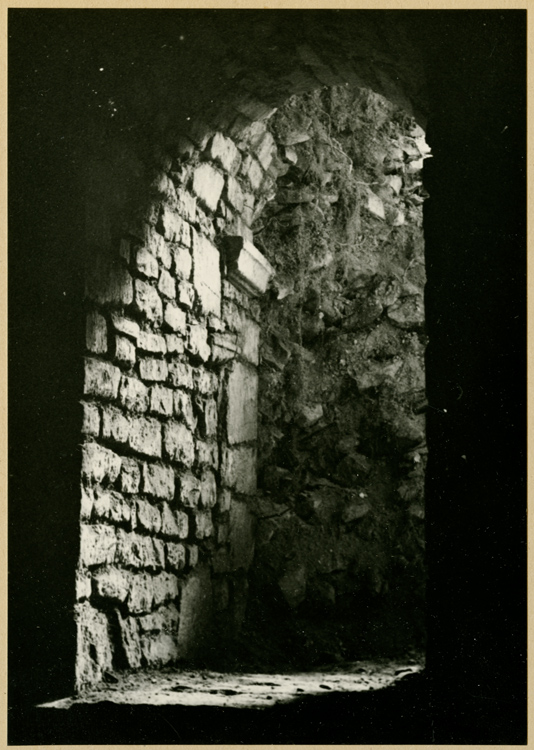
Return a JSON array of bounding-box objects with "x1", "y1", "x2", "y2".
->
[
  {"x1": 240, "y1": 86, "x2": 429, "y2": 667},
  {"x1": 76, "y1": 123, "x2": 278, "y2": 691}
]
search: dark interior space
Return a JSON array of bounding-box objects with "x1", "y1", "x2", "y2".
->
[{"x1": 8, "y1": 9, "x2": 526, "y2": 744}]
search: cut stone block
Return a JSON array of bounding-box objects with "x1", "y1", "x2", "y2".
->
[
  {"x1": 221, "y1": 445, "x2": 257, "y2": 495},
  {"x1": 177, "y1": 472, "x2": 201, "y2": 508},
  {"x1": 158, "y1": 268, "x2": 176, "y2": 299},
  {"x1": 101, "y1": 405, "x2": 131, "y2": 445},
  {"x1": 150, "y1": 384, "x2": 174, "y2": 416},
  {"x1": 134, "y1": 279, "x2": 163, "y2": 325},
  {"x1": 135, "y1": 247, "x2": 159, "y2": 279},
  {"x1": 119, "y1": 375, "x2": 149, "y2": 413},
  {"x1": 92, "y1": 488, "x2": 132, "y2": 526},
  {"x1": 141, "y1": 632, "x2": 179, "y2": 667},
  {"x1": 166, "y1": 542, "x2": 186, "y2": 571},
  {"x1": 226, "y1": 362, "x2": 258, "y2": 444},
  {"x1": 79, "y1": 523, "x2": 117, "y2": 567},
  {"x1": 168, "y1": 360, "x2": 194, "y2": 390},
  {"x1": 163, "y1": 421, "x2": 195, "y2": 466},
  {"x1": 196, "y1": 439, "x2": 219, "y2": 470},
  {"x1": 174, "y1": 389, "x2": 197, "y2": 431},
  {"x1": 200, "y1": 469, "x2": 217, "y2": 509},
  {"x1": 86, "y1": 311, "x2": 108, "y2": 354},
  {"x1": 84, "y1": 358, "x2": 121, "y2": 401},
  {"x1": 186, "y1": 323, "x2": 211, "y2": 362},
  {"x1": 224, "y1": 175, "x2": 244, "y2": 212},
  {"x1": 128, "y1": 416, "x2": 162, "y2": 458},
  {"x1": 75, "y1": 601, "x2": 114, "y2": 691},
  {"x1": 193, "y1": 510, "x2": 214, "y2": 539},
  {"x1": 138, "y1": 331, "x2": 167, "y2": 354},
  {"x1": 81, "y1": 442, "x2": 122, "y2": 484},
  {"x1": 114, "y1": 336, "x2": 136, "y2": 367},
  {"x1": 136, "y1": 497, "x2": 162, "y2": 534},
  {"x1": 143, "y1": 462, "x2": 175, "y2": 500},
  {"x1": 223, "y1": 236, "x2": 275, "y2": 297},
  {"x1": 139, "y1": 357, "x2": 168, "y2": 383},
  {"x1": 164, "y1": 302, "x2": 187, "y2": 333},
  {"x1": 116, "y1": 609, "x2": 143, "y2": 668},
  {"x1": 177, "y1": 280, "x2": 196, "y2": 310},
  {"x1": 92, "y1": 566, "x2": 132, "y2": 603},
  {"x1": 173, "y1": 244, "x2": 193, "y2": 279},
  {"x1": 205, "y1": 132, "x2": 241, "y2": 175},
  {"x1": 192, "y1": 162, "x2": 225, "y2": 212},
  {"x1": 192, "y1": 233, "x2": 221, "y2": 316},
  {"x1": 120, "y1": 457, "x2": 141, "y2": 494},
  {"x1": 210, "y1": 331, "x2": 239, "y2": 364},
  {"x1": 110, "y1": 313, "x2": 140, "y2": 341},
  {"x1": 165, "y1": 334, "x2": 185, "y2": 354},
  {"x1": 81, "y1": 401, "x2": 100, "y2": 437}
]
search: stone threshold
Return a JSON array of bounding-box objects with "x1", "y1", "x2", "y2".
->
[{"x1": 39, "y1": 658, "x2": 424, "y2": 710}]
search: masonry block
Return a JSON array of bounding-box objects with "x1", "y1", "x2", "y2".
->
[
  {"x1": 119, "y1": 375, "x2": 149, "y2": 413},
  {"x1": 176, "y1": 565, "x2": 212, "y2": 659},
  {"x1": 193, "y1": 509, "x2": 214, "y2": 539},
  {"x1": 75, "y1": 569, "x2": 92, "y2": 600},
  {"x1": 75, "y1": 601, "x2": 114, "y2": 691},
  {"x1": 205, "y1": 132, "x2": 242, "y2": 175},
  {"x1": 152, "y1": 571, "x2": 180, "y2": 607},
  {"x1": 84, "y1": 357, "x2": 121, "y2": 401},
  {"x1": 127, "y1": 572, "x2": 154, "y2": 614},
  {"x1": 224, "y1": 174, "x2": 245, "y2": 213},
  {"x1": 174, "y1": 187, "x2": 197, "y2": 223},
  {"x1": 186, "y1": 323, "x2": 211, "y2": 362},
  {"x1": 138, "y1": 331, "x2": 167, "y2": 354},
  {"x1": 81, "y1": 442, "x2": 122, "y2": 484},
  {"x1": 150, "y1": 384, "x2": 174, "y2": 417},
  {"x1": 120, "y1": 457, "x2": 141, "y2": 494},
  {"x1": 79, "y1": 523, "x2": 117, "y2": 567},
  {"x1": 134, "y1": 279, "x2": 163, "y2": 325},
  {"x1": 145, "y1": 226, "x2": 171, "y2": 268},
  {"x1": 193, "y1": 367, "x2": 219, "y2": 395},
  {"x1": 92, "y1": 566, "x2": 132, "y2": 602},
  {"x1": 158, "y1": 204, "x2": 187, "y2": 243},
  {"x1": 158, "y1": 268, "x2": 176, "y2": 300},
  {"x1": 86, "y1": 311, "x2": 108, "y2": 354},
  {"x1": 253, "y1": 130, "x2": 276, "y2": 171},
  {"x1": 222, "y1": 303, "x2": 260, "y2": 365},
  {"x1": 192, "y1": 163, "x2": 225, "y2": 212},
  {"x1": 86, "y1": 261, "x2": 134, "y2": 307},
  {"x1": 101, "y1": 404, "x2": 132, "y2": 445},
  {"x1": 160, "y1": 502, "x2": 181, "y2": 538},
  {"x1": 166, "y1": 542, "x2": 186, "y2": 571},
  {"x1": 138, "y1": 603, "x2": 180, "y2": 634},
  {"x1": 174, "y1": 389, "x2": 197, "y2": 431},
  {"x1": 177, "y1": 471, "x2": 201, "y2": 507},
  {"x1": 165, "y1": 334, "x2": 185, "y2": 354},
  {"x1": 192, "y1": 233, "x2": 221, "y2": 316},
  {"x1": 226, "y1": 362, "x2": 258, "y2": 444},
  {"x1": 135, "y1": 247, "x2": 159, "y2": 278},
  {"x1": 164, "y1": 302, "x2": 187, "y2": 333},
  {"x1": 221, "y1": 445, "x2": 257, "y2": 494},
  {"x1": 210, "y1": 331, "x2": 239, "y2": 363},
  {"x1": 136, "y1": 497, "x2": 162, "y2": 534},
  {"x1": 177, "y1": 280, "x2": 196, "y2": 310},
  {"x1": 82, "y1": 401, "x2": 100, "y2": 437},
  {"x1": 173, "y1": 244, "x2": 193, "y2": 279},
  {"x1": 128, "y1": 416, "x2": 162, "y2": 458},
  {"x1": 168, "y1": 360, "x2": 194, "y2": 390},
  {"x1": 141, "y1": 633, "x2": 179, "y2": 667},
  {"x1": 196, "y1": 439, "x2": 219, "y2": 470},
  {"x1": 222, "y1": 236, "x2": 275, "y2": 297},
  {"x1": 110, "y1": 313, "x2": 140, "y2": 341},
  {"x1": 200, "y1": 469, "x2": 217, "y2": 509},
  {"x1": 116, "y1": 529, "x2": 163, "y2": 571},
  {"x1": 197, "y1": 396, "x2": 218, "y2": 439},
  {"x1": 139, "y1": 357, "x2": 168, "y2": 382},
  {"x1": 92, "y1": 488, "x2": 133, "y2": 526},
  {"x1": 143, "y1": 462, "x2": 175, "y2": 500},
  {"x1": 114, "y1": 336, "x2": 136, "y2": 366},
  {"x1": 163, "y1": 421, "x2": 195, "y2": 466},
  {"x1": 116, "y1": 609, "x2": 143, "y2": 668}
]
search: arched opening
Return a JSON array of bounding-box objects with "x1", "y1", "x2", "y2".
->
[{"x1": 8, "y1": 8, "x2": 526, "y2": 744}]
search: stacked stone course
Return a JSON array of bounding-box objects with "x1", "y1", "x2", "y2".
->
[{"x1": 77, "y1": 116, "x2": 276, "y2": 691}]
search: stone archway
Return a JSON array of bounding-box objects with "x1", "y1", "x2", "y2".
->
[{"x1": 9, "y1": 9, "x2": 526, "y2": 744}]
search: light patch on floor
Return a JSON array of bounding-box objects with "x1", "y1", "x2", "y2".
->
[{"x1": 39, "y1": 658, "x2": 424, "y2": 710}]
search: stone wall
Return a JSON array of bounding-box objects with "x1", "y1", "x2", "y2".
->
[{"x1": 76, "y1": 124, "x2": 277, "y2": 691}]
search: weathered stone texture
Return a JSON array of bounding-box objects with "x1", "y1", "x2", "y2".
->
[
  {"x1": 192, "y1": 162, "x2": 225, "y2": 212},
  {"x1": 86, "y1": 311, "x2": 108, "y2": 354},
  {"x1": 192, "y1": 233, "x2": 221, "y2": 316},
  {"x1": 84, "y1": 358, "x2": 121, "y2": 401},
  {"x1": 221, "y1": 445, "x2": 257, "y2": 495},
  {"x1": 163, "y1": 421, "x2": 195, "y2": 466},
  {"x1": 226, "y1": 362, "x2": 258, "y2": 445}
]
